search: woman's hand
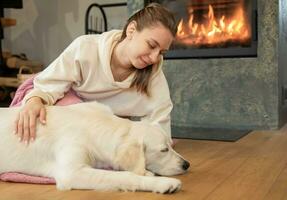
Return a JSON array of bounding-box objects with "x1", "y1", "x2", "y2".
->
[{"x1": 14, "y1": 96, "x2": 46, "y2": 144}]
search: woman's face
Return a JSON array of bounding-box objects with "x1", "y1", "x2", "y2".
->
[{"x1": 126, "y1": 22, "x2": 174, "y2": 69}]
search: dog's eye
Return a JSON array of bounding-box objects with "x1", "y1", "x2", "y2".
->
[{"x1": 160, "y1": 148, "x2": 169, "y2": 152}]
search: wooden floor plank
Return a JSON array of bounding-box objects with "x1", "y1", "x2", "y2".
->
[
  {"x1": 263, "y1": 161, "x2": 287, "y2": 200},
  {"x1": 174, "y1": 131, "x2": 276, "y2": 200},
  {"x1": 205, "y1": 130, "x2": 287, "y2": 200}
]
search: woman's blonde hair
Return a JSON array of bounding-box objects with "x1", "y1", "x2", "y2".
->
[{"x1": 120, "y1": 3, "x2": 177, "y2": 96}]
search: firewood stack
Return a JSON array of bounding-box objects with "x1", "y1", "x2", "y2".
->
[
  {"x1": 0, "y1": 18, "x2": 43, "y2": 82},
  {"x1": 0, "y1": 18, "x2": 43, "y2": 104},
  {"x1": 0, "y1": 18, "x2": 17, "y2": 27}
]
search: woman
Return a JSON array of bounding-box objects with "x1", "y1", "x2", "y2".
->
[{"x1": 14, "y1": 3, "x2": 178, "y2": 144}]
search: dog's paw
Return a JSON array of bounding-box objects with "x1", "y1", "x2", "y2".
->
[
  {"x1": 56, "y1": 183, "x2": 72, "y2": 191},
  {"x1": 152, "y1": 177, "x2": 181, "y2": 194}
]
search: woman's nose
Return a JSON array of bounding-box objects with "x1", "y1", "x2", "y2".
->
[{"x1": 149, "y1": 51, "x2": 160, "y2": 64}]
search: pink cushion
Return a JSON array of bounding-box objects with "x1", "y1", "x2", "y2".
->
[{"x1": 0, "y1": 172, "x2": 55, "y2": 184}]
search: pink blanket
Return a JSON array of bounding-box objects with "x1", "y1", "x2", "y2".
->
[{"x1": 1, "y1": 75, "x2": 83, "y2": 184}]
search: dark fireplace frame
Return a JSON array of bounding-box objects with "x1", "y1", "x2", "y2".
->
[{"x1": 146, "y1": 0, "x2": 258, "y2": 59}]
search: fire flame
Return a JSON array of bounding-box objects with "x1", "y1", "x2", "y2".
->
[{"x1": 176, "y1": 4, "x2": 250, "y2": 46}]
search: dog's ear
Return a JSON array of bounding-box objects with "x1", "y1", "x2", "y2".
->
[{"x1": 115, "y1": 139, "x2": 146, "y2": 175}]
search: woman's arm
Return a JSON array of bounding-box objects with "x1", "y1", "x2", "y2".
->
[
  {"x1": 141, "y1": 70, "x2": 173, "y2": 142},
  {"x1": 16, "y1": 36, "x2": 90, "y2": 143},
  {"x1": 23, "y1": 36, "x2": 86, "y2": 105},
  {"x1": 142, "y1": 99, "x2": 173, "y2": 140}
]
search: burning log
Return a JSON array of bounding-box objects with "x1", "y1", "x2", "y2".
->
[{"x1": 176, "y1": 1, "x2": 250, "y2": 48}]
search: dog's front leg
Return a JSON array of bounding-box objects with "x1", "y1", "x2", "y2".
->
[
  {"x1": 55, "y1": 167, "x2": 181, "y2": 193},
  {"x1": 55, "y1": 167, "x2": 145, "y2": 191}
]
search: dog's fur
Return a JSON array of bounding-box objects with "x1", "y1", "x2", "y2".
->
[{"x1": 0, "y1": 102, "x2": 189, "y2": 193}]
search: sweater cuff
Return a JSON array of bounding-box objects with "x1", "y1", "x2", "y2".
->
[{"x1": 22, "y1": 89, "x2": 54, "y2": 106}]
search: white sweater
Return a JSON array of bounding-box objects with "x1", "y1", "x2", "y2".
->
[{"x1": 24, "y1": 30, "x2": 173, "y2": 139}]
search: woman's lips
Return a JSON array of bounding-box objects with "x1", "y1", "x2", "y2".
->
[{"x1": 140, "y1": 57, "x2": 151, "y2": 66}]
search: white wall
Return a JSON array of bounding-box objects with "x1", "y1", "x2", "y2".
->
[{"x1": 3, "y1": 0, "x2": 127, "y2": 66}]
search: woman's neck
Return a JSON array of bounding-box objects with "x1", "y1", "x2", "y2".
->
[{"x1": 110, "y1": 39, "x2": 134, "y2": 82}]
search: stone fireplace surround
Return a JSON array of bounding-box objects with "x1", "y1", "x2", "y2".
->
[{"x1": 127, "y1": 0, "x2": 287, "y2": 140}]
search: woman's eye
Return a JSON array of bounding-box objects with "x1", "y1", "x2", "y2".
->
[
  {"x1": 148, "y1": 42, "x2": 156, "y2": 49},
  {"x1": 160, "y1": 148, "x2": 169, "y2": 153}
]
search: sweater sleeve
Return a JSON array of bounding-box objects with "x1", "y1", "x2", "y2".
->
[
  {"x1": 23, "y1": 36, "x2": 85, "y2": 105},
  {"x1": 141, "y1": 70, "x2": 173, "y2": 142}
]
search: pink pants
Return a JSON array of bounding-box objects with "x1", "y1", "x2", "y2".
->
[{"x1": 10, "y1": 75, "x2": 83, "y2": 107}]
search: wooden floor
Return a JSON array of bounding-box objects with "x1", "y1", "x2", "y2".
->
[{"x1": 1, "y1": 126, "x2": 287, "y2": 200}]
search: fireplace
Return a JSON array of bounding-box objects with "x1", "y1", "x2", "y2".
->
[
  {"x1": 147, "y1": 0, "x2": 258, "y2": 59},
  {"x1": 128, "y1": 0, "x2": 287, "y2": 140}
]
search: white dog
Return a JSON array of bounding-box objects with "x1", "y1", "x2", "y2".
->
[{"x1": 0, "y1": 102, "x2": 189, "y2": 193}]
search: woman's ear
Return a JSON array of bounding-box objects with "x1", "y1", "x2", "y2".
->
[
  {"x1": 126, "y1": 21, "x2": 137, "y2": 40},
  {"x1": 115, "y1": 138, "x2": 146, "y2": 175}
]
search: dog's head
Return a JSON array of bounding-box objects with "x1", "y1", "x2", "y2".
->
[
  {"x1": 142, "y1": 125, "x2": 190, "y2": 176},
  {"x1": 115, "y1": 122, "x2": 190, "y2": 176}
]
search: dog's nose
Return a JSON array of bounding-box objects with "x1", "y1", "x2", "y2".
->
[{"x1": 182, "y1": 160, "x2": 190, "y2": 170}]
